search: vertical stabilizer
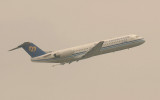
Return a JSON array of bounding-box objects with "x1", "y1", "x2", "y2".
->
[{"x1": 9, "y1": 42, "x2": 46, "y2": 57}]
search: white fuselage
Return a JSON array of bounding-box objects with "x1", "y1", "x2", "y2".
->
[{"x1": 31, "y1": 34, "x2": 145, "y2": 64}]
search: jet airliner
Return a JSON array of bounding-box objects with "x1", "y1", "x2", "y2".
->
[{"x1": 9, "y1": 34, "x2": 145, "y2": 65}]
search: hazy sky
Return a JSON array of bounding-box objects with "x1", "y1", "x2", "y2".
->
[{"x1": 0, "y1": 0, "x2": 160, "y2": 100}]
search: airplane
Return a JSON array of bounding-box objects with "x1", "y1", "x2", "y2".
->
[{"x1": 9, "y1": 34, "x2": 145, "y2": 65}]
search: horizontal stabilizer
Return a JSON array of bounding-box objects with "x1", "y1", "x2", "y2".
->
[
  {"x1": 9, "y1": 46, "x2": 21, "y2": 51},
  {"x1": 9, "y1": 42, "x2": 30, "y2": 51}
]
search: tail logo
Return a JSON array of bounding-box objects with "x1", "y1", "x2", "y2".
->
[{"x1": 29, "y1": 46, "x2": 36, "y2": 52}]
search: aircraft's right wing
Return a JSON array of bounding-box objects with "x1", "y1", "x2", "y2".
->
[{"x1": 81, "y1": 41, "x2": 104, "y2": 59}]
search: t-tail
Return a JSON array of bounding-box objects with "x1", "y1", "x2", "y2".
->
[{"x1": 9, "y1": 42, "x2": 46, "y2": 57}]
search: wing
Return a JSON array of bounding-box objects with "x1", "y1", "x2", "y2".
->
[{"x1": 81, "y1": 41, "x2": 104, "y2": 59}]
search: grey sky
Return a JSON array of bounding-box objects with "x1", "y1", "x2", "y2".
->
[{"x1": 0, "y1": 0, "x2": 160, "y2": 100}]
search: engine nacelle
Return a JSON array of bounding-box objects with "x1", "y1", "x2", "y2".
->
[{"x1": 52, "y1": 50, "x2": 73, "y2": 58}]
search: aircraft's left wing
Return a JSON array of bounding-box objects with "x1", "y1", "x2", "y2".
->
[{"x1": 81, "y1": 41, "x2": 104, "y2": 59}]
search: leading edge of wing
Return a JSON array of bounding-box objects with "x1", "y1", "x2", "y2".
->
[{"x1": 81, "y1": 41, "x2": 104, "y2": 58}]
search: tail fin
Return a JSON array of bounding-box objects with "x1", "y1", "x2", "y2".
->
[{"x1": 9, "y1": 42, "x2": 46, "y2": 57}]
